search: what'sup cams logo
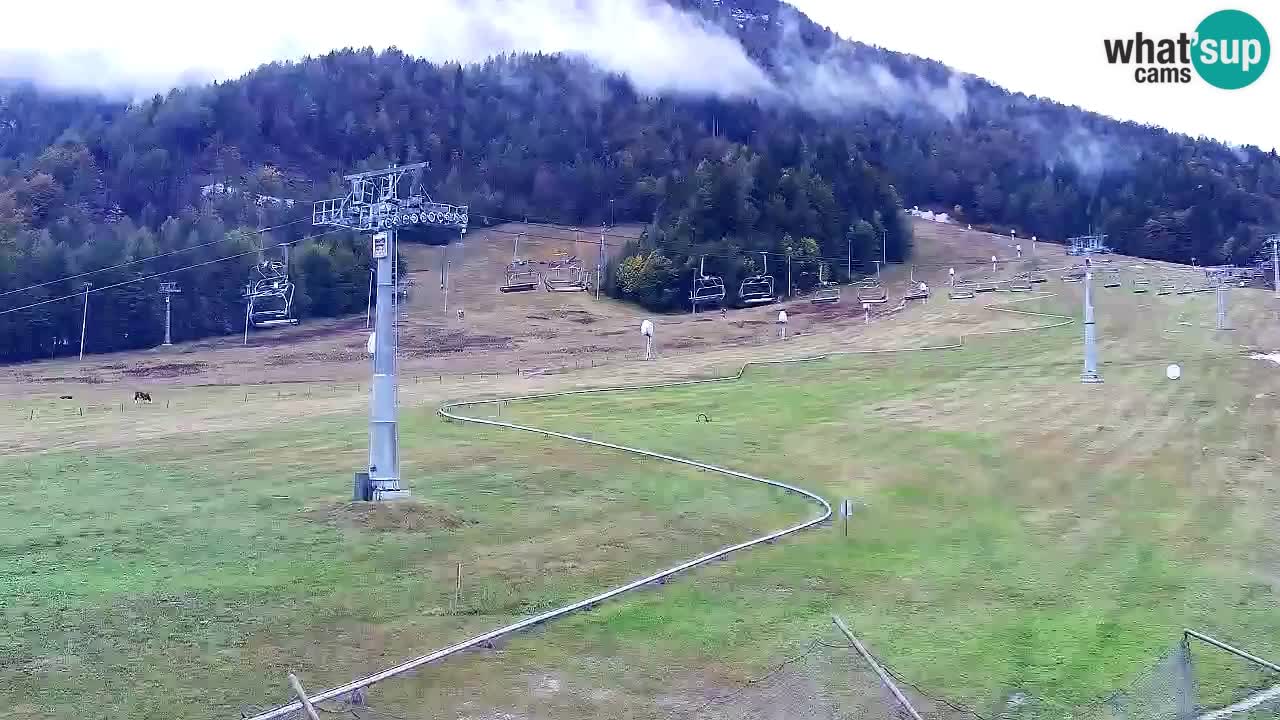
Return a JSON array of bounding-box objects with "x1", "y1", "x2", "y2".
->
[{"x1": 1104, "y1": 9, "x2": 1269, "y2": 88}]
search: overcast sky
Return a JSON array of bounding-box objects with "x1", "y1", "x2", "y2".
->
[
  {"x1": 791, "y1": 0, "x2": 1278, "y2": 150},
  {"x1": 3, "y1": 0, "x2": 1276, "y2": 150}
]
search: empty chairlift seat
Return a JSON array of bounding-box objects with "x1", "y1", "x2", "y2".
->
[
  {"x1": 1132, "y1": 275, "x2": 1150, "y2": 293},
  {"x1": 500, "y1": 262, "x2": 539, "y2": 292},
  {"x1": 810, "y1": 283, "x2": 841, "y2": 304},
  {"x1": 856, "y1": 284, "x2": 887, "y2": 304},
  {"x1": 247, "y1": 260, "x2": 299, "y2": 328},
  {"x1": 738, "y1": 253, "x2": 776, "y2": 306},
  {"x1": 543, "y1": 258, "x2": 588, "y2": 292},
  {"x1": 691, "y1": 275, "x2": 726, "y2": 308},
  {"x1": 738, "y1": 275, "x2": 775, "y2": 305}
]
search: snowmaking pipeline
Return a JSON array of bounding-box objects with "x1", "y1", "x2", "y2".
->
[{"x1": 243, "y1": 293, "x2": 1073, "y2": 719}]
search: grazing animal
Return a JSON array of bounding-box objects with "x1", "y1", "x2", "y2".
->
[{"x1": 133, "y1": 391, "x2": 153, "y2": 405}]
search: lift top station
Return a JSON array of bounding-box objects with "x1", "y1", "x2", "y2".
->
[{"x1": 313, "y1": 162, "x2": 468, "y2": 501}]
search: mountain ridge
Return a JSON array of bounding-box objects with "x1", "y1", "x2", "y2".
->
[{"x1": 0, "y1": 0, "x2": 1277, "y2": 360}]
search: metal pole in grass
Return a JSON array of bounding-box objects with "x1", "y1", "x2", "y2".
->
[
  {"x1": 287, "y1": 674, "x2": 321, "y2": 720},
  {"x1": 832, "y1": 615, "x2": 924, "y2": 720},
  {"x1": 455, "y1": 562, "x2": 463, "y2": 612},
  {"x1": 1081, "y1": 258, "x2": 1103, "y2": 384},
  {"x1": 78, "y1": 283, "x2": 92, "y2": 362}
]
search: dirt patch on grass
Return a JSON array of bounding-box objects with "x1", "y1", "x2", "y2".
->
[
  {"x1": 403, "y1": 329, "x2": 515, "y2": 355},
  {"x1": 305, "y1": 500, "x2": 470, "y2": 533},
  {"x1": 20, "y1": 373, "x2": 105, "y2": 384},
  {"x1": 122, "y1": 361, "x2": 208, "y2": 378}
]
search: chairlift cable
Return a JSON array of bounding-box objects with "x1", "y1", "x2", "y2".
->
[
  {"x1": 0, "y1": 217, "x2": 309, "y2": 299},
  {"x1": 0, "y1": 227, "x2": 345, "y2": 317}
]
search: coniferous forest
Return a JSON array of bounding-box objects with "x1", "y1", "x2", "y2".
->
[{"x1": 1, "y1": 0, "x2": 1278, "y2": 361}]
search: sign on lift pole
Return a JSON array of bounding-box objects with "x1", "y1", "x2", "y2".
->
[
  {"x1": 158, "y1": 282, "x2": 182, "y2": 346},
  {"x1": 313, "y1": 162, "x2": 468, "y2": 501}
]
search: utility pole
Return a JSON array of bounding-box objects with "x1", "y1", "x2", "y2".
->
[
  {"x1": 158, "y1": 282, "x2": 181, "y2": 346},
  {"x1": 242, "y1": 284, "x2": 252, "y2": 346},
  {"x1": 365, "y1": 268, "x2": 374, "y2": 329},
  {"x1": 882, "y1": 230, "x2": 887, "y2": 267},
  {"x1": 1216, "y1": 282, "x2": 1229, "y2": 330},
  {"x1": 78, "y1": 283, "x2": 92, "y2": 362},
  {"x1": 1266, "y1": 235, "x2": 1279, "y2": 299},
  {"x1": 313, "y1": 162, "x2": 467, "y2": 501},
  {"x1": 443, "y1": 247, "x2": 451, "y2": 314},
  {"x1": 596, "y1": 230, "x2": 604, "y2": 301},
  {"x1": 847, "y1": 235, "x2": 852, "y2": 279},
  {"x1": 610, "y1": 199, "x2": 615, "y2": 228},
  {"x1": 787, "y1": 249, "x2": 793, "y2": 298}
]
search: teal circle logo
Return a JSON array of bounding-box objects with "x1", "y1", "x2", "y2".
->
[{"x1": 1193, "y1": 10, "x2": 1270, "y2": 89}]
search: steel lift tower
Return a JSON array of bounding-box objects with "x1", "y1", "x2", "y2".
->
[
  {"x1": 1068, "y1": 234, "x2": 1107, "y2": 384},
  {"x1": 313, "y1": 163, "x2": 468, "y2": 500},
  {"x1": 158, "y1": 282, "x2": 181, "y2": 345}
]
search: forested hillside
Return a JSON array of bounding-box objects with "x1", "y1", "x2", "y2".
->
[{"x1": 2, "y1": 0, "x2": 1278, "y2": 361}]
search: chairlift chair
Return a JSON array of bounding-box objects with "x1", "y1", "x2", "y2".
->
[
  {"x1": 247, "y1": 259, "x2": 299, "y2": 328},
  {"x1": 808, "y1": 264, "x2": 841, "y2": 304},
  {"x1": 904, "y1": 284, "x2": 930, "y2": 301},
  {"x1": 856, "y1": 283, "x2": 887, "y2": 304},
  {"x1": 1029, "y1": 272, "x2": 1048, "y2": 284},
  {"x1": 690, "y1": 256, "x2": 726, "y2": 309},
  {"x1": 500, "y1": 262, "x2": 540, "y2": 292},
  {"x1": 1102, "y1": 269, "x2": 1122, "y2": 288},
  {"x1": 738, "y1": 252, "x2": 776, "y2": 306},
  {"x1": 1008, "y1": 276, "x2": 1033, "y2": 292},
  {"x1": 1157, "y1": 277, "x2": 1176, "y2": 295},
  {"x1": 500, "y1": 235, "x2": 541, "y2": 292},
  {"x1": 975, "y1": 280, "x2": 1000, "y2": 293},
  {"x1": 1132, "y1": 275, "x2": 1150, "y2": 293},
  {"x1": 543, "y1": 255, "x2": 588, "y2": 292},
  {"x1": 1062, "y1": 267, "x2": 1085, "y2": 283},
  {"x1": 948, "y1": 287, "x2": 976, "y2": 300}
]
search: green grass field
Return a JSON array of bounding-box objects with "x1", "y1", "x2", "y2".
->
[{"x1": 4, "y1": 289, "x2": 1279, "y2": 719}]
